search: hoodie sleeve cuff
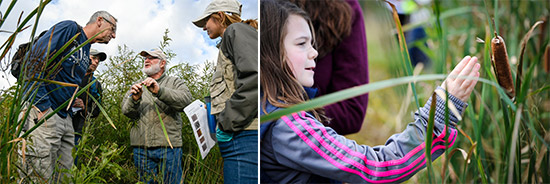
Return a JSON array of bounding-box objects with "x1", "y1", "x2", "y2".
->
[{"x1": 422, "y1": 86, "x2": 468, "y2": 126}]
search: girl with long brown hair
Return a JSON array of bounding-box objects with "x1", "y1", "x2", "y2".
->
[
  {"x1": 260, "y1": 0, "x2": 480, "y2": 183},
  {"x1": 287, "y1": 0, "x2": 369, "y2": 135}
]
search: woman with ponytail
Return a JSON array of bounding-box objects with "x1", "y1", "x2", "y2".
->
[{"x1": 193, "y1": 0, "x2": 258, "y2": 183}]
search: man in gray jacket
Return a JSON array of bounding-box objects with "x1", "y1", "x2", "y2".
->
[{"x1": 122, "y1": 48, "x2": 192, "y2": 184}]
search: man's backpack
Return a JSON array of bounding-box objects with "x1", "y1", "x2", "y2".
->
[
  {"x1": 10, "y1": 27, "x2": 80, "y2": 79},
  {"x1": 10, "y1": 24, "x2": 82, "y2": 80},
  {"x1": 10, "y1": 30, "x2": 48, "y2": 79}
]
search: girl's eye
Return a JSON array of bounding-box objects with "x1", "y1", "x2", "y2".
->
[{"x1": 297, "y1": 42, "x2": 306, "y2": 46}]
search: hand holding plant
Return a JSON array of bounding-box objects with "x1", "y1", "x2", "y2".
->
[
  {"x1": 72, "y1": 98, "x2": 84, "y2": 108},
  {"x1": 130, "y1": 83, "x2": 143, "y2": 101},
  {"x1": 141, "y1": 77, "x2": 160, "y2": 95},
  {"x1": 441, "y1": 56, "x2": 480, "y2": 102}
]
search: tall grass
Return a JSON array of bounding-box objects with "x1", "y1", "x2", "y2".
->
[
  {"x1": 0, "y1": 2, "x2": 223, "y2": 182},
  {"x1": 261, "y1": 0, "x2": 549, "y2": 183}
]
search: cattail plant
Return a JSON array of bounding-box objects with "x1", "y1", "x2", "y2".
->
[
  {"x1": 491, "y1": 33, "x2": 515, "y2": 99},
  {"x1": 545, "y1": 45, "x2": 550, "y2": 73}
]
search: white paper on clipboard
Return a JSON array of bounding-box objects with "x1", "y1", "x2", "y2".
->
[{"x1": 184, "y1": 100, "x2": 216, "y2": 159}]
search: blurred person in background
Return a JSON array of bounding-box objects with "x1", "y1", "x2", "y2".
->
[
  {"x1": 288, "y1": 0, "x2": 369, "y2": 135},
  {"x1": 387, "y1": 0, "x2": 432, "y2": 66},
  {"x1": 72, "y1": 49, "x2": 106, "y2": 166}
]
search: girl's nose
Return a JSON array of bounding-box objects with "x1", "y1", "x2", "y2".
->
[{"x1": 308, "y1": 47, "x2": 318, "y2": 60}]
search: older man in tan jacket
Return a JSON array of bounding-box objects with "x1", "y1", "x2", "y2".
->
[{"x1": 122, "y1": 48, "x2": 192, "y2": 184}]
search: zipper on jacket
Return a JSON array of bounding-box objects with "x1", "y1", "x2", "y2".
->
[{"x1": 70, "y1": 45, "x2": 83, "y2": 78}]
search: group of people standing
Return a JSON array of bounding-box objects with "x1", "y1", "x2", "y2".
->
[
  {"x1": 15, "y1": 0, "x2": 483, "y2": 183},
  {"x1": 18, "y1": 0, "x2": 257, "y2": 183}
]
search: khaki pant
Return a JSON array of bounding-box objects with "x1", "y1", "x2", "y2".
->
[{"x1": 18, "y1": 106, "x2": 74, "y2": 183}]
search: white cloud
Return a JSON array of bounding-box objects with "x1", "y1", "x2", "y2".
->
[{"x1": 0, "y1": 0, "x2": 258, "y2": 90}]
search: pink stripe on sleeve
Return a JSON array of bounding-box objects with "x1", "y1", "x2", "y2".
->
[
  {"x1": 303, "y1": 111, "x2": 457, "y2": 168},
  {"x1": 279, "y1": 113, "x2": 458, "y2": 183},
  {"x1": 295, "y1": 113, "x2": 456, "y2": 177}
]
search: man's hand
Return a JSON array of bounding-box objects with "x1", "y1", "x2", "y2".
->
[
  {"x1": 441, "y1": 56, "x2": 480, "y2": 102},
  {"x1": 72, "y1": 98, "x2": 84, "y2": 108},
  {"x1": 130, "y1": 83, "x2": 143, "y2": 101},
  {"x1": 33, "y1": 106, "x2": 48, "y2": 120},
  {"x1": 141, "y1": 77, "x2": 160, "y2": 95}
]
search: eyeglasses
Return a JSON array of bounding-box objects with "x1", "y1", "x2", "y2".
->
[
  {"x1": 102, "y1": 16, "x2": 117, "y2": 33},
  {"x1": 145, "y1": 56, "x2": 159, "y2": 60}
]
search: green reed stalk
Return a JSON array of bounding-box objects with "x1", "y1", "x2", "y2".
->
[{"x1": 425, "y1": 93, "x2": 437, "y2": 184}]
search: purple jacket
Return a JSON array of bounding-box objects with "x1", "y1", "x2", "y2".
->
[
  {"x1": 260, "y1": 87, "x2": 467, "y2": 183},
  {"x1": 313, "y1": 0, "x2": 369, "y2": 135}
]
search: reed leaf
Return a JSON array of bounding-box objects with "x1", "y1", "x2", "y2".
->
[
  {"x1": 461, "y1": 142, "x2": 477, "y2": 182},
  {"x1": 515, "y1": 21, "x2": 544, "y2": 95},
  {"x1": 507, "y1": 104, "x2": 523, "y2": 183},
  {"x1": 528, "y1": 85, "x2": 550, "y2": 97},
  {"x1": 425, "y1": 92, "x2": 437, "y2": 184},
  {"x1": 400, "y1": 7, "x2": 471, "y2": 33},
  {"x1": 441, "y1": 148, "x2": 468, "y2": 182},
  {"x1": 84, "y1": 90, "x2": 116, "y2": 130},
  {"x1": 144, "y1": 85, "x2": 174, "y2": 149},
  {"x1": 261, "y1": 74, "x2": 514, "y2": 122},
  {"x1": 28, "y1": 78, "x2": 78, "y2": 87},
  {"x1": 385, "y1": 0, "x2": 421, "y2": 111},
  {"x1": 0, "y1": 0, "x2": 18, "y2": 28},
  {"x1": 153, "y1": 101, "x2": 173, "y2": 149}
]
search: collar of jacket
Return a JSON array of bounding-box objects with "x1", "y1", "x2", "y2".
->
[
  {"x1": 260, "y1": 86, "x2": 318, "y2": 139},
  {"x1": 153, "y1": 72, "x2": 167, "y2": 82},
  {"x1": 260, "y1": 86, "x2": 318, "y2": 116}
]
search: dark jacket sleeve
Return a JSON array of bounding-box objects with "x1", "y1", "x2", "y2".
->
[
  {"x1": 267, "y1": 89, "x2": 466, "y2": 183},
  {"x1": 78, "y1": 76, "x2": 101, "y2": 118},
  {"x1": 88, "y1": 80, "x2": 102, "y2": 118},
  {"x1": 28, "y1": 21, "x2": 80, "y2": 112},
  {"x1": 218, "y1": 23, "x2": 258, "y2": 132},
  {"x1": 320, "y1": 0, "x2": 369, "y2": 135}
]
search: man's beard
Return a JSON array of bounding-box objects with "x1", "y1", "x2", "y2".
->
[{"x1": 142, "y1": 62, "x2": 161, "y2": 76}]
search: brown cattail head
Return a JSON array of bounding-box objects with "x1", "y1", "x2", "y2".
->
[
  {"x1": 544, "y1": 45, "x2": 550, "y2": 73},
  {"x1": 491, "y1": 35, "x2": 515, "y2": 98},
  {"x1": 539, "y1": 16, "x2": 547, "y2": 50}
]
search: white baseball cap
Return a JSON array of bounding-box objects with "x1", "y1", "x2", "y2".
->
[
  {"x1": 90, "y1": 49, "x2": 107, "y2": 61},
  {"x1": 192, "y1": 0, "x2": 242, "y2": 28},
  {"x1": 139, "y1": 48, "x2": 167, "y2": 61}
]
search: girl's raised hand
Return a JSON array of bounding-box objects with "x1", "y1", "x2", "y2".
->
[{"x1": 441, "y1": 56, "x2": 480, "y2": 102}]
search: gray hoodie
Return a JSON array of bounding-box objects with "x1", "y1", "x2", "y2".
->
[{"x1": 260, "y1": 87, "x2": 467, "y2": 183}]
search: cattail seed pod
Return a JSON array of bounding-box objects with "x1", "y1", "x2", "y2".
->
[
  {"x1": 544, "y1": 45, "x2": 550, "y2": 73},
  {"x1": 491, "y1": 35, "x2": 515, "y2": 98}
]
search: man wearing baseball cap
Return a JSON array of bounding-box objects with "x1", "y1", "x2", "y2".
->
[
  {"x1": 122, "y1": 48, "x2": 193, "y2": 184},
  {"x1": 72, "y1": 49, "x2": 105, "y2": 166}
]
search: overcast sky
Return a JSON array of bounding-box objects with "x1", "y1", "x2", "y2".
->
[{"x1": 0, "y1": 0, "x2": 258, "y2": 90}]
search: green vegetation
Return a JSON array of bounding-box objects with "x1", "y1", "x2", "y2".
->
[
  {"x1": 361, "y1": 0, "x2": 549, "y2": 183},
  {"x1": 262, "y1": 0, "x2": 549, "y2": 183},
  {"x1": 0, "y1": 1, "x2": 222, "y2": 183}
]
